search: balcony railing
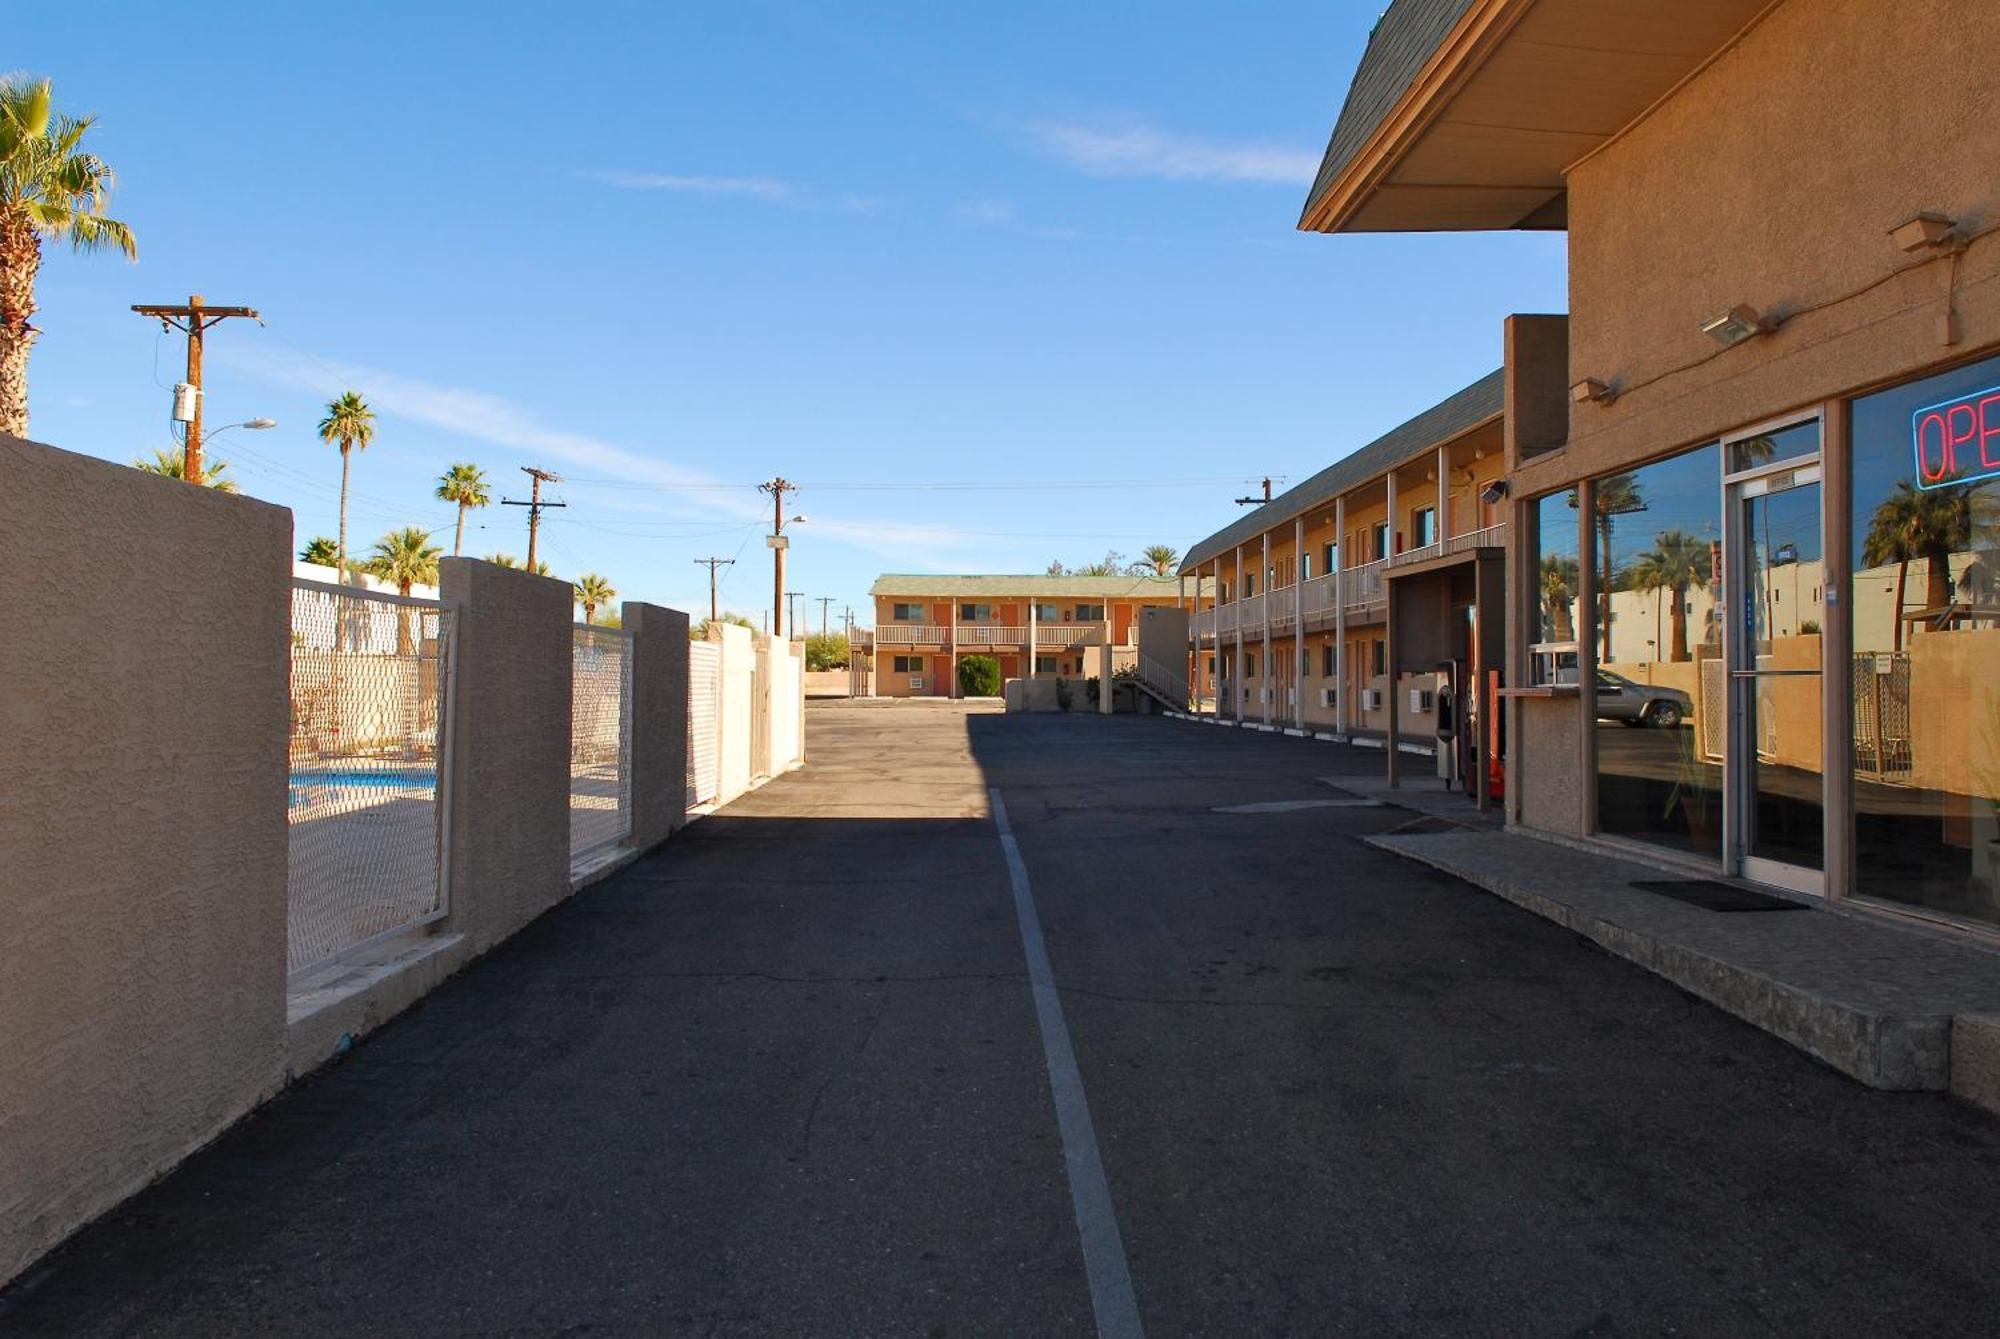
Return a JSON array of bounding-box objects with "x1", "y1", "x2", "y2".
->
[
  {"x1": 1387, "y1": 520, "x2": 1509, "y2": 570},
  {"x1": 1035, "y1": 622, "x2": 1108, "y2": 648},
  {"x1": 957, "y1": 624, "x2": 1028, "y2": 645},
  {"x1": 875, "y1": 624, "x2": 949, "y2": 644}
]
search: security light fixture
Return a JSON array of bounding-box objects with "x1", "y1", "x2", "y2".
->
[
  {"x1": 1889, "y1": 212, "x2": 1961, "y2": 254},
  {"x1": 1571, "y1": 377, "x2": 1615, "y2": 405},
  {"x1": 1479, "y1": 480, "x2": 1509, "y2": 506},
  {"x1": 1700, "y1": 304, "x2": 1774, "y2": 347}
]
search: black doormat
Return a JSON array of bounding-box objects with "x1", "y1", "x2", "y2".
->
[{"x1": 1629, "y1": 879, "x2": 1808, "y2": 912}]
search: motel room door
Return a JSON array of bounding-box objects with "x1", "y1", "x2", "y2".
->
[{"x1": 1722, "y1": 418, "x2": 1826, "y2": 896}]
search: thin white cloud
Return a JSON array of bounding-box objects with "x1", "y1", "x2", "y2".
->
[
  {"x1": 581, "y1": 170, "x2": 793, "y2": 200},
  {"x1": 954, "y1": 197, "x2": 1018, "y2": 226},
  {"x1": 1026, "y1": 120, "x2": 1318, "y2": 186},
  {"x1": 219, "y1": 343, "x2": 989, "y2": 570}
]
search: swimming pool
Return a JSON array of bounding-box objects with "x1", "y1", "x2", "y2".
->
[{"x1": 289, "y1": 768, "x2": 435, "y2": 809}]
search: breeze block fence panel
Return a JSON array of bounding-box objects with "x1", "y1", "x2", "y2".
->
[{"x1": 0, "y1": 434, "x2": 293, "y2": 1289}]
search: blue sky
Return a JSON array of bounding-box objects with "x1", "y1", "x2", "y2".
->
[{"x1": 14, "y1": 1, "x2": 1565, "y2": 628}]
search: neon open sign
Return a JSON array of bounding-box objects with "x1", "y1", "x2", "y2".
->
[{"x1": 1912, "y1": 383, "x2": 2000, "y2": 489}]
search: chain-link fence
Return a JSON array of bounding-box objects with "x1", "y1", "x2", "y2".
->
[
  {"x1": 688, "y1": 640, "x2": 721, "y2": 806},
  {"x1": 571, "y1": 624, "x2": 634, "y2": 858},
  {"x1": 288, "y1": 579, "x2": 454, "y2": 975}
]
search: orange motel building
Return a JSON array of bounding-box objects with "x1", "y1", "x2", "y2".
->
[
  {"x1": 865, "y1": 575, "x2": 1196, "y2": 698},
  {"x1": 1180, "y1": 0, "x2": 2000, "y2": 937}
]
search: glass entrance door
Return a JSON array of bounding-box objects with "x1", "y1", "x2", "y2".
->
[{"x1": 1724, "y1": 438, "x2": 1826, "y2": 894}]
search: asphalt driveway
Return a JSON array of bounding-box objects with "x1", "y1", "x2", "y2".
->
[{"x1": 6, "y1": 700, "x2": 1999, "y2": 1336}]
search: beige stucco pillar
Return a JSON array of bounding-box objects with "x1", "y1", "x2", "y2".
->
[
  {"x1": 1098, "y1": 644, "x2": 1114, "y2": 715},
  {"x1": 1027, "y1": 597, "x2": 1038, "y2": 682},
  {"x1": 1293, "y1": 515, "x2": 1305, "y2": 730},
  {"x1": 1233, "y1": 545, "x2": 1245, "y2": 722},
  {"x1": 624, "y1": 600, "x2": 690, "y2": 849},
  {"x1": 1261, "y1": 530, "x2": 1273, "y2": 727}
]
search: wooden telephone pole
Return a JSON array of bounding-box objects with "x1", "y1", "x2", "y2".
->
[
  {"x1": 759, "y1": 477, "x2": 799, "y2": 638},
  {"x1": 130, "y1": 294, "x2": 260, "y2": 485},
  {"x1": 1234, "y1": 477, "x2": 1275, "y2": 507},
  {"x1": 693, "y1": 556, "x2": 735, "y2": 624},
  {"x1": 816, "y1": 596, "x2": 835, "y2": 639},
  {"x1": 502, "y1": 467, "x2": 565, "y2": 570}
]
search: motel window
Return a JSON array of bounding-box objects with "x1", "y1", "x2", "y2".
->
[
  {"x1": 1300, "y1": 648, "x2": 1311, "y2": 677},
  {"x1": 1245, "y1": 652, "x2": 1257, "y2": 678},
  {"x1": 1075, "y1": 603, "x2": 1105, "y2": 621},
  {"x1": 1244, "y1": 571, "x2": 1258, "y2": 596},
  {"x1": 891, "y1": 603, "x2": 923, "y2": 621},
  {"x1": 1371, "y1": 640, "x2": 1385, "y2": 678},
  {"x1": 1849, "y1": 352, "x2": 2000, "y2": 927},
  {"x1": 1412, "y1": 506, "x2": 1436, "y2": 548},
  {"x1": 1371, "y1": 522, "x2": 1389, "y2": 559},
  {"x1": 893, "y1": 655, "x2": 923, "y2": 673},
  {"x1": 1034, "y1": 603, "x2": 1059, "y2": 622},
  {"x1": 1323, "y1": 542, "x2": 1337, "y2": 573},
  {"x1": 1035, "y1": 655, "x2": 1057, "y2": 674},
  {"x1": 1322, "y1": 644, "x2": 1335, "y2": 677},
  {"x1": 1301, "y1": 552, "x2": 1312, "y2": 582},
  {"x1": 959, "y1": 603, "x2": 993, "y2": 621}
]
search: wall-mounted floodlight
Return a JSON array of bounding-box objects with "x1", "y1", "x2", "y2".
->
[
  {"x1": 1700, "y1": 304, "x2": 1775, "y2": 347},
  {"x1": 1570, "y1": 377, "x2": 1615, "y2": 404},
  {"x1": 1479, "y1": 480, "x2": 1509, "y2": 506},
  {"x1": 1889, "y1": 213, "x2": 1960, "y2": 254}
]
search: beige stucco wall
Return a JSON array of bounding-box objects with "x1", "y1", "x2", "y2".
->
[
  {"x1": 626, "y1": 601, "x2": 691, "y2": 849},
  {"x1": 439, "y1": 558, "x2": 574, "y2": 953},
  {"x1": 1537, "y1": 0, "x2": 2000, "y2": 497},
  {"x1": 0, "y1": 435, "x2": 292, "y2": 1287},
  {"x1": 1514, "y1": 696, "x2": 1584, "y2": 836}
]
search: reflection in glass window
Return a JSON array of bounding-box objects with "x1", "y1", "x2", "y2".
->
[
  {"x1": 1590, "y1": 443, "x2": 1724, "y2": 862},
  {"x1": 1529, "y1": 491, "x2": 1581, "y2": 684},
  {"x1": 1850, "y1": 357, "x2": 2000, "y2": 927}
]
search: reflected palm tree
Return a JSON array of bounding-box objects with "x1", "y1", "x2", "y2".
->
[
  {"x1": 1591, "y1": 473, "x2": 1644, "y2": 663},
  {"x1": 1863, "y1": 480, "x2": 1971, "y2": 649},
  {"x1": 1540, "y1": 555, "x2": 1579, "y2": 642},
  {"x1": 1628, "y1": 529, "x2": 1713, "y2": 663}
]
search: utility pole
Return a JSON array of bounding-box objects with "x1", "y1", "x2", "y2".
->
[
  {"x1": 759, "y1": 477, "x2": 800, "y2": 638},
  {"x1": 786, "y1": 591, "x2": 805, "y2": 640},
  {"x1": 501, "y1": 467, "x2": 565, "y2": 571},
  {"x1": 816, "y1": 596, "x2": 835, "y2": 639},
  {"x1": 693, "y1": 556, "x2": 735, "y2": 625},
  {"x1": 1234, "y1": 477, "x2": 1275, "y2": 507},
  {"x1": 130, "y1": 294, "x2": 260, "y2": 486}
]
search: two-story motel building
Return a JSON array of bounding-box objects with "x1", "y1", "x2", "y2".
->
[
  {"x1": 1284, "y1": 0, "x2": 2000, "y2": 936},
  {"x1": 868, "y1": 574, "x2": 1190, "y2": 698}
]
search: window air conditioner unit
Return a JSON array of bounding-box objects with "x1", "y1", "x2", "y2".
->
[
  {"x1": 1320, "y1": 687, "x2": 1338, "y2": 708},
  {"x1": 1410, "y1": 688, "x2": 1436, "y2": 713},
  {"x1": 1361, "y1": 688, "x2": 1383, "y2": 712},
  {"x1": 910, "y1": 676, "x2": 924, "y2": 690}
]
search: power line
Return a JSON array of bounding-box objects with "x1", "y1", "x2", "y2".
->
[
  {"x1": 693, "y1": 557, "x2": 735, "y2": 624},
  {"x1": 501, "y1": 466, "x2": 565, "y2": 570}
]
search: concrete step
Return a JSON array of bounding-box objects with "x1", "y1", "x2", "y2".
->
[{"x1": 1366, "y1": 827, "x2": 2000, "y2": 1096}]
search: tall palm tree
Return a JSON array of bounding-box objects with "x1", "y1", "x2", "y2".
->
[
  {"x1": 574, "y1": 572, "x2": 616, "y2": 625},
  {"x1": 316, "y1": 391, "x2": 376, "y2": 585},
  {"x1": 1540, "y1": 555, "x2": 1579, "y2": 643},
  {"x1": 0, "y1": 77, "x2": 137, "y2": 437},
  {"x1": 1627, "y1": 529, "x2": 1712, "y2": 663},
  {"x1": 1591, "y1": 473, "x2": 1644, "y2": 663},
  {"x1": 1863, "y1": 480, "x2": 1972, "y2": 650},
  {"x1": 435, "y1": 462, "x2": 490, "y2": 556},
  {"x1": 485, "y1": 552, "x2": 519, "y2": 568},
  {"x1": 300, "y1": 536, "x2": 340, "y2": 566},
  {"x1": 134, "y1": 447, "x2": 238, "y2": 493},
  {"x1": 366, "y1": 526, "x2": 442, "y2": 655},
  {"x1": 1139, "y1": 544, "x2": 1180, "y2": 577}
]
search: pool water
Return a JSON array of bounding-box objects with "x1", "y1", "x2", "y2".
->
[{"x1": 289, "y1": 769, "x2": 435, "y2": 809}]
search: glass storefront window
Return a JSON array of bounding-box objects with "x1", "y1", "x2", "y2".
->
[
  {"x1": 1850, "y1": 356, "x2": 2000, "y2": 927},
  {"x1": 1589, "y1": 443, "x2": 1725, "y2": 861},
  {"x1": 1729, "y1": 418, "x2": 1819, "y2": 474},
  {"x1": 1528, "y1": 491, "x2": 1580, "y2": 684}
]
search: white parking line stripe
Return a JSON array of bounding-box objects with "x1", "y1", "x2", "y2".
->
[{"x1": 989, "y1": 787, "x2": 1144, "y2": 1339}]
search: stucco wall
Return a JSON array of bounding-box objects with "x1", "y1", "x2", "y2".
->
[
  {"x1": 0, "y1": 435, "x2": 291, "y2": 1288},
  {"x1": 625, "y1": 601, "x2": 691, "y2": 849},
  {"x1": 439, "y1": 558, "x2": 574, "y2": 952},
  {"x1": 1546, "y1": 0, "x2": 2000, "y2": 493}
]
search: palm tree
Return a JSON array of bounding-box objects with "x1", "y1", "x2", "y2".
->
[
  {"x1": 300, "y1": 536, "x2": 340, "y2": 566},
  {"x1": 366, "y1": 526, "x2": 442, "y2": 655},
  {"x1": 0, "y1": 77, "x2": 137, "y2": 437},
  {"x1": 1627, "y1": 529, "x2": 1712, "y2": 663},
  {"x1": 1138, "y1": 544, "x2": 1180, "y2": 577},
  {"x1": 1540, "y1": 555, "x2": 1579, "y2": 643},
  {"x1": 1074, "y1": 550, "x2": 1126, "y2": 577},
  {"x1": 485, "y1": 552, "x2": 519, "y2": 568},
  {"x1": 435, "y1": 462, "x2": 490, "y2": 556},
  {"x1": 574, "y1": 572, "x2": 616, "y2": 625},
  {"x1": 134, "y1": 447, "x2": 238, "y2": 492},
  {"x1": 316, "y1": 391, "x2": 376, "y2": 585},
  {"x1": 1590, "y1": 473, "x2": 1643, "y2": 663},
  {"x1": 1863, "y1": 480, "x2": 1972, "y2": 650}
]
